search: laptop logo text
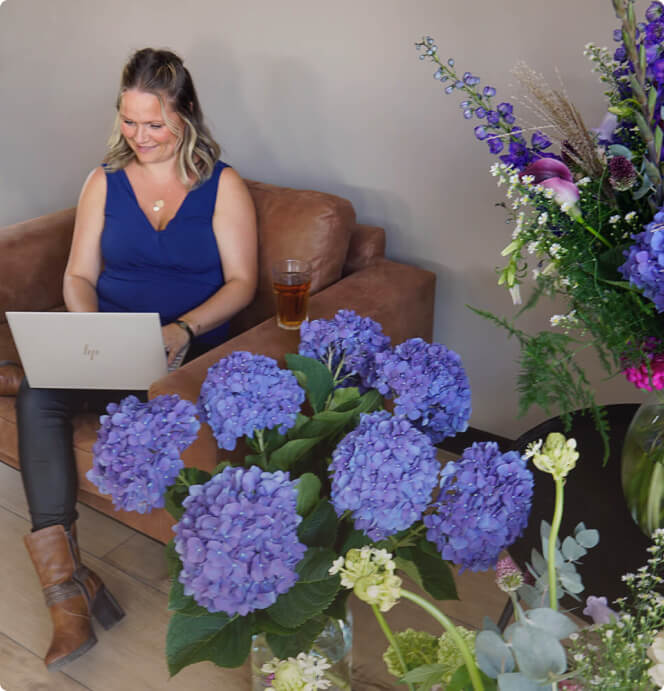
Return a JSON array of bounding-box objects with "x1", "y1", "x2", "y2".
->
[{"x1": 83, "y1": 344, "x2": 100, "y2": 361}]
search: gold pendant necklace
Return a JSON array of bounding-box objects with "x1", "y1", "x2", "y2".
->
[{"x1": 152, "y1": 199, "x2": 165, "y2": 213}]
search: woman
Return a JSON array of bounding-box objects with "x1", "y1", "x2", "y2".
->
[{"x1": 16, "y1": 48, "x2": 257, "y2": 671}]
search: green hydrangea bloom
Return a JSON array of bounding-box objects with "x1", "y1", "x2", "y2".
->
[
  {"x1": 436, "y1": 627, "x2": 476, "y2": 684},
  {"x1": 382, "y1": 629, "x2": 439, "y2": 677}
]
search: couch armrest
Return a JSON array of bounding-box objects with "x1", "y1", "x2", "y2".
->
[
  {"x1": 0, "y1": 208, "x2": 75, "y2": 322},
  {"x1": 342, "y1": 224, "x2": 386, "y2": 276},
  {"x1": 149, "y1": 258, "x2": 436, "y2": 473}
]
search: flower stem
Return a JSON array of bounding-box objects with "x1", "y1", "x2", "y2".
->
[
  {"x1": 399, "y1": 589, "x2": 485, "y2": 691},
  {"x1": 370, "y1": 605, "x2": 415, "y2": 691},
  {"x1": 575, "y1": 216, "x2": 612, "y2": 248},
  {"x1": 548, "y1": 477, "x2": 565, "y2": 610}
]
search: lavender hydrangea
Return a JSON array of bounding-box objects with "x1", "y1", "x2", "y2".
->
[
  {"x1": 373, "y1": 338, "x2": 471, "y2": 444},
  {"x1": 298, "y1": 310, "x2": 391, "y2": 389},
  {"x1": 619, "y1": 210, "x2": 664, "y2": 312},
  {"x1": 173, "y1": 466, "x2": 307, "y2": 616},
  {"x1": 423, "y1": 442, "x2": 533, "y2": 572},
  {"x1": 198, "y1": 351, "x2": 305, "y2": 450},
  {"x1": 329, "y1": 410, "x2": 439, "y2": 540},
  {"x1": 87, "y1": 394, "x2": 200, "y2": 514}
]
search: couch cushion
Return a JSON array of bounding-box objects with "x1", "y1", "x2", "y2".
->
[{"x1": 229, "y1": 181, "x2": 355, "y2": 336}]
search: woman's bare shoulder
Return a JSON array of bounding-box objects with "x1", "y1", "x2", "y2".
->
[{"x1": 78, "y1": 166, "x2": 107, "y2": 206}]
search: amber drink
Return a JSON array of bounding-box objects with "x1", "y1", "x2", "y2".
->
[{"x1": 272, "y1": 259, "x2": 312, "y2": 330}]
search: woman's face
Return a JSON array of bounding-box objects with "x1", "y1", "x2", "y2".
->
[{"x1": 119, "y1": 89, "x2": 182, "y2": 164}]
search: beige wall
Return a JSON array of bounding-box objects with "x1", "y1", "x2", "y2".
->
[{"x1": 0, "y1": 0, "x2": 647, "y2": 437}]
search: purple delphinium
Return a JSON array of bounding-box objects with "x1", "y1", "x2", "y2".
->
[
  {"x1": 298, "y1": 310, "x2": 391, "y2": 390},
  {"x1": 415, "y1": 37, "x2": 552, "y2": 170},
  {"x1": 423, "y1": 441, "x2": 533, "y2": 572},
  {"x1": 173, "y1": 466, "x2": 307, "y2": 616},
  {"x1": 87, "y1": 394, "x2": 200, "y2": 514},
  {"x1": 373, "y1": 338, "x2": 471, "y2": 444},
  {"x1": 197, "y1": 351, "x2": 305, "y2": 451},
  {"x1": 619, "y1": 210, "x2": 664, "y2": 312},
  {"x1": 329, "y1": 411, "x2": 439, "y2": 540}
]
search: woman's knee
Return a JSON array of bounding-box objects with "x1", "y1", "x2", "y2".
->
[{"x1": 15, "y1": 379, "x2": 73, "y2": 422}]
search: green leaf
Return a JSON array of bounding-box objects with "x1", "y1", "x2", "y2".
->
[
  {"x1": 496, "y1": 673, "x2": 549, "y2": 691},
  {"x1": 167, "y1": 579, "x2": 210, "y2": 616},
  {"x1": 561, "y1": 536, "x2": 586, "y2": 562},
  {"x1": 511, "y1": 626, "x2": 566, "y2": 682},
  {"x1": 324, "y1": 588, "x2": 350, "y2": 622},
  {"x1": 523, "y1": 608, "x2": 578, "y2": 640},
  {"x1": 340, "y1": 528, "x2": 373, "y2": 554},
  {"x1": 211, "y1": 461, "x2": 231, "y2": 476},
  {"x1": 285, "y1": 354, "x2": 334, "y2": 413},
  {"x1": 295, "y1": 473, "x2": 322, "y2": 516},
  {"x1": 575, "y1": 527, "x2": 599, "y2": 548},
  {"x1": 394, "y1": 556, "x2": 425, "y2": 591},
  {"x1": 297, "y1": 499, "x2": 338, "y2": 548},
  {"x1": 266, "y1": 549, "x2": 340, "y2": 629},
  {"x1": 401, "y1": 663, "x2": 447, "y2": 688},
  {"x1": 266, "y1": 576, "x2": 340, "y2": 630},
  {"x1": 397, "y1": 539, "x2": 458, "y2": 601},
  {"x1": 296, "y1": 547, "x2": 339, "y2": 580},
  {"x1": 267, "y1": 436, "x2": 323, "y2": 471},
  {"x1": 265, "y1": 615, "x2": 327, "y2": 659},
  {"x1": 253, "y1": 611, "x2": 298, "y2": 636},
  {"x1": 165, "y1": 468, "x2": 213, "y2": 519},
  {"x1": 608, "y1": 144, "x2": 633, "y2": 159},
  {"x1": 166, "y1": 612, "x2": 251, "y2": 675},
  {"x1": 448, "y1": 665, "x2": 499, "y2": 691},
  {"x1": 328, "y1": 386, "x2": 361, "y2": 411},
  {"x1": 475, "y1": 630, "x2": 515, "y2": 677}
]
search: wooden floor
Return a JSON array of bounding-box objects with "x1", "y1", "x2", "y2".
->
[{"x1": 0, "y1": 460, "x2": 507, "y2": 691}]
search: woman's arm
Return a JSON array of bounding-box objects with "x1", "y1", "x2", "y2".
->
[
  {"x1": 167, "y1": 167, "x2": 258, "y2": 343},
  {"x1": 63, "y1": 167, "x2": 107, "y2": 312}
]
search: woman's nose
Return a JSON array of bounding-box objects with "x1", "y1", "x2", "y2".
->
[{"x1": 134, "y1": 125, "x2": 151, "y2": 143}]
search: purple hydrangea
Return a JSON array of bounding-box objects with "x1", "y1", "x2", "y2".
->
[
  {"x1": 329, "y1": 411, "x2": 440, "y2": 540},
  {"x1": 87, "y1": 394, "x2": 200, "y2": 514},
  {"x1": 423, "y1": 442, "x2": 533, "y2": 572},
  {"x1": 298, "y1": 310, "x2": 391, "y2": 390},
  {"x1": 619, "y1": 210, "x2": 664, "y2": 312},
  {"x1": 198, "y1": 351, "x2": 305, "y2": 450},
  {"x1": 173, "y1": 466, "x2": 307, "y2": 616},
  {"x1": 373, "y1": 338, "x2": 471, "y2": 444}
]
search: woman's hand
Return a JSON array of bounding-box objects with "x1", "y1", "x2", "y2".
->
[{"x1": 162, "y1": 323, "x2": 190, "y2": 365}]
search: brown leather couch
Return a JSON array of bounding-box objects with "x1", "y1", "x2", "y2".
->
[{"x1": 0, "y1": 180, "x2": 436, "y2": 543}]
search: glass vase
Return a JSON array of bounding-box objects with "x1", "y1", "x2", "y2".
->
[
  {"x1": 621, "y1": 391, "x2": 664, "y2": 535},
  {"x1": 250, "y1": 613, "x2": 353, "y2": 691}
]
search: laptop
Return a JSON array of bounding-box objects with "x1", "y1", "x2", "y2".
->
[{"x1": 6, "y1": 312, "x2": 176, "y2": 390}]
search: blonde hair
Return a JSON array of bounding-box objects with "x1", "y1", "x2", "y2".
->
[{"x1": 104, "y1": 48, "x2": 221, "y2": 186}]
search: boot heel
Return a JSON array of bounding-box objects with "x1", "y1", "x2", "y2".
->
[{"x1": 91, "y1": 587, "x2": 125, "y2": 630}]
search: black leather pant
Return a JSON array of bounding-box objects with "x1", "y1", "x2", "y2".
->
[{"x1": 16, "y1": 378, "x2": 147, "y2": 531}]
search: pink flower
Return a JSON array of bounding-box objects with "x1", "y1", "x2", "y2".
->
[
  {"x1": 582, "y1": 595, "x2": 617, "y2": 625},
  {"x1": 495, "y1": 556, "x2": 523, "y2": 593},
  {"x1": 523, "y1": 159, "x2": 580, "y2": 213},
  {"x1": 622, "y1": 339, "x2": 664, "y2": 391}
]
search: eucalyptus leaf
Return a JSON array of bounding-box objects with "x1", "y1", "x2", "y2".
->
[
  {"x1": 523, "y1": 608, "x2": 578, "y2": 639},
  {"x1": 497, "y1": 673, "x2": 550, "y2": 690},
  {"x1": 558, "y1": 570, "x2": 584, "y2": 594},
  {"x1": 481, "y1": 616, "x2": 501, "y2": 635},
  {"x1": 516, "y1": 584, "x2": 541, "y2": 609},
  {"x1": 529, "y1": 549, "x2": 547, "y2": 577},
  {"x1": 511, "y1": 626, "x2": 566, "y2": 681},
  {"x1": 575, "y1": 528, "x2": 599, "y2": 548},
  {"x1": 475, "y1": 630, "x2": 515, "y2": 677},
  {"x1": 608, "y1": 144, "x2": 634, "y2": 159},
  {"x1": 561, "y1": 536, "x2": 586, "y2": 562}
]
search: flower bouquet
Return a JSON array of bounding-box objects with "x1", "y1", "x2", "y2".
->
[
  {"x1": 324, "y1": 433, "x2": 664, "y2": 691},
  {"x1": 416, "y1": 0, "x2": 664, "y2": 460},
  {"x1": 86, "y1": 309, "x2": 536, "y2": 686}
]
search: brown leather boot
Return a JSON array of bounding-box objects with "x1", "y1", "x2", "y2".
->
[{"x1": 24, "y1": 524, "x2": 125, "y2": 670}]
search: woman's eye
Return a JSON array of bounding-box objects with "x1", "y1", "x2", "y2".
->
[
  {"x1": 122, "y1": 119, "x2": 134, "y2": 126},
  {"x1": 150, "y1": 124, "x2": 163, "y2": 129}
]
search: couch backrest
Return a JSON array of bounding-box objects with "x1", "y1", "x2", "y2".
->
[{"x1": 228, "y1": 180, "x2": 355, "y2": 336}]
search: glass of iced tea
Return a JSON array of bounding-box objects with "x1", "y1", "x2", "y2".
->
[{"x1": 271, "y1": 258, "x2": 312, "y2": 330}]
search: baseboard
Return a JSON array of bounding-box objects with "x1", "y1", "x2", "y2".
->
[{"x1": 438, "y1": 426, "x2": 515, "y2": 456}]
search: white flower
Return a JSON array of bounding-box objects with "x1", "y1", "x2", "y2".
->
[
  {"x1": 525, "y1": 432, "x2": 579, "y2": 480},
  {"x1": 543, "y1": 188, "x2": 555, "y2": 199},
  {"x1": 527, "y1": 241, "x2": 538, "y2": 255},
  {"x1": 625, "y1": 211, "x2": 637, "y2": 222},
  {"x1": 509, "y1": 285, "x2": 522, "y2": 305},
  {"x1": 262, "y1": 652, "x2": 332, "y2": 691},
  {"x1": 538, "y1": 212, "x2": 548, "y2": 226},
  {"x1": 521, "y1": 174, "x2": 535, "y2": 185},
  {"x1": 550, "y1": 314, "x2": 564, "y2": 327},
  {"x1": 577, "y1": 177, "x2": 591, "y2": 187},
  {"x1": 609, "y1": 215, "x2": 621, "y2": 225},
  {"x1": 549, "y1": 243, "x2": 563, "y2": 259}
]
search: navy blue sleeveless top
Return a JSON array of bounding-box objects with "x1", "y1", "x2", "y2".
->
[{"x1": 97, "y1": 161, "x2": 229, "y2": 346}]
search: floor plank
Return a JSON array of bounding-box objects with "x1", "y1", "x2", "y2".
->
[
  {"x1": 0, "y1": 632, "x2": 89, "y2": 691},
  {"x1": 103, "y1": 532, "x2": 171, "y2": 594}
]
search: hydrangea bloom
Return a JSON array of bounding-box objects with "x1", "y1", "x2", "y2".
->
[
  {"x1": 620, "y1": 212, "x2": 664, "y2": 313},
  {"x1": 173, "y1": 466, "x2": 307, "y2": 616},
  {"x1": 424, "y1": 441, "x2": 533, "y2": 572},
  {"x1": 298, "y1": 309, "x2": 391, "y2": 389},
  {"x1": 373, "y1": 338, "x2": 471, "y2": 444},
  {"x1": 198, "y1": 351, "x2": 305, "y2": 450},
  {"x1": 87, "y1": 394, "x2": 200, "y2": 513},
  {"x1": 329, "y1": 411, "x2": 439, "y2": 540}
]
